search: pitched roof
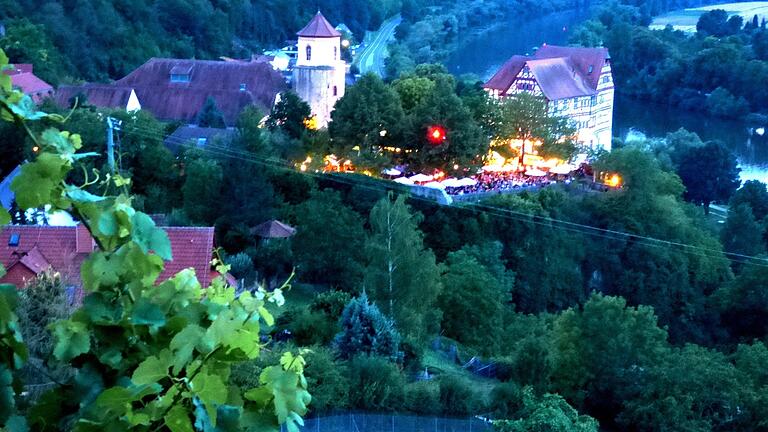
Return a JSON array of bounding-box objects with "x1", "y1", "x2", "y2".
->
[
  {"x1": 251, "y1": 220, "x2": 296, "y2": 238},
  {"x1": 526, "y1": 57, "x2": 596, "y2": 100},
  {"x1": 533, "y1": 45, "x2": 609, "y2": 90},
  {"x1": 54, "y1": 84, "x2": 134, "y2": 109},
  {"x1": 4, "y1": 64, "x2": 53, "y2": 102},
  {"x1": 297, "y1": 12, "x2": 341, "y2": 38},
  {"x1": 484, "y1": 45, "x2": 610, "y2": 99},
  {"x1": 0, "y1": 225, "x2": 217, "y2": 289},
  {"x1": 54, "y1": 58, "x2": 287, "y2": 125}
]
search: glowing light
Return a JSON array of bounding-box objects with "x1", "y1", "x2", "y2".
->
[
  {"x1": 379, "y1": 130, "x2": 387, "y2": 137},
  {"x1": 453, "y1": 164, "x2": 459, "y2": 170},
  {"x1": 303, "y1": 115, "x2": 319, "y2": 131},
  {"x1": 300, "y1": 164, "x2": 307, "y2": 172},
  {"x1": 32, "y1": 146, "x2": 39, "y2": 153},
  {"x1": 427, "y1": 125, "x2": 446, "y2": 144},
  {"x1": 341, "y1": 39, "x2": 350, "y2": 48},
  {"x1": 607, "y1": 173, "x2": 621, "y2": 187}
]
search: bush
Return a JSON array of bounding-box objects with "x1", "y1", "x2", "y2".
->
[
  {"x1": 334, "y1": 292, "x2": 402, "y2": 360},
  {"x1": 489, "y1": 382, "x2": 523, "y2": 418},
  {"x1": 347, "y1": 355, "x2": 406, "y2": 411},
  {"x1": 438, "y1": 375, "x2": 485, "y2": 416},
  {"x1": 304, "y1": 348, "x2": 350, "y2": 413},
  {"x1": 405, "y1": 381, "x2": 441, "y2": 414},
  {"x1": 284, "y1": 308, "x2": 340, "y2": 346},
  {"x1": 310, "y1": 290, "x2": 352, "y2": 319},
  {"x1": 226, "y1": 252, "x2": 254, "y2": 281}
]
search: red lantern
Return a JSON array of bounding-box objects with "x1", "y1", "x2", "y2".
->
[{"x1": 426, "y1": 125, "x2": 446, "y2": 145}]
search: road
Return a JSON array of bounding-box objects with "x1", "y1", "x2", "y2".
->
[{"x1": 356, "y1": 14, "x2": 402, "y2": 78}]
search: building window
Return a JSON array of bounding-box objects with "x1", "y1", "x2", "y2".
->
[
  {"x1": 306, "y1": 45, "x2": 312, "y2": 61},
  {"x1": 197, "y1": 138, "x2": 207, "y2": 147},
  {"x1": 601, "y1": 75, "x2": 611, "y2": 84},
  {"x1": 333, "y1": 86, "x2": 338, "y2": 96},
  {"x1": 8, "y1": 233, "x2": 19, "y2": 247},
  {"x1": 588, "y1": 65, "x2": 594, "y2": 74},
  {"x1": 240, "y1": 83, "x2": 247, "y2": 91},
  {"x1": 334, "y1": 46, "x2": 338, "y2": 60},
  {"x1": 573, "y1": 99, "x2": 578, "y2": 109},
  {"x1": 170, "y1": 74, "x2": 190, "y2": 83},
  {"x1": 590, "y1": 96, "x2": 597, "y2": 106}
]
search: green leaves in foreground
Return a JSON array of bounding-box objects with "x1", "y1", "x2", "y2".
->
[{"x1": 0, "y1": 48, "x2": 310, "y2": 431}]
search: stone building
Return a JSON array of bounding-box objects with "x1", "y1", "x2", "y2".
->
[
  {"x1": 484, "y1": 45, "x2": 614, "y2": 151},
  {"x1": 293, "y1": 11, "x2": 346, "y2": 128}
]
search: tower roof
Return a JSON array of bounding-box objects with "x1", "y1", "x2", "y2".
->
[{"x1": 297, "y1": 12, "x2": 341, "y2": 38}]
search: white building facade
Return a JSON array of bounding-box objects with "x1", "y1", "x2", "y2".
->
[
  {"x1": 293, "y1": 12, "x2": 346, "y2": 128},
  {"x1": 484, "y1": 45, "x2": 614, "y2": 151}
]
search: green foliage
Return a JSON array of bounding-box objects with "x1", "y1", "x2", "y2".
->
[
  {"x1": 729, "y1": 180, "x2": 768, "y2": 220},
  {"x1": 493, "y1": 387, "x2": 598, "y2": 432},
  {"x1": 0, "y1": 49, "x2": 310, "y2": 431},
  {"x1": 721, "y1": 203, "x2": 766, "y2": 258},
  {"x1": 182, "y1": 153, "x2": 223, "y2": 224},
  {"x1": 226, "y1": 252, "x2": 255, "y2": 281},
  {"x1": 302, "y1": 348, "x2": 350, "y2": 413},
  {"x1": 438, "y1": 375, "x2": 484, "y2": 416},
  {"x1": 346, "y1": 355, "x2": 405, "y2": 411},
  {"x1": 333, "y1": 292, "x2": 401, "y2": 360},
  {"x1": 267, "y1": 92, "x2": 311, "y2": 140},
  {"x1": 404, "y1": 381, "x2": 441, "y2": 414},
  {"x1": 196, "y1": 96, "x2": 226, "y2": 128},
  {"x1": 677, "y1": 141, "x2": 741, "y2": 214},
  {"x1": 365, "y1": 193, "x2": 441, "y2": 341}
]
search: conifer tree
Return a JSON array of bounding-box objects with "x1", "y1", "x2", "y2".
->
[
  {"x1": 196, "y1": 96, "x2": 226, "y2": 128},
  {"x1": 334, "y1": 292, "x2": 401, "y2": 360}
]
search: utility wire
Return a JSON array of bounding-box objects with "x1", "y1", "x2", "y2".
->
[{"x1": 119, "y1": 125, "x2": 768, "y2": 268}]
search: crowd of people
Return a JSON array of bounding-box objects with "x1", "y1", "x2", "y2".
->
[{"x1": 444, "y1": 171, "x2": 564, "y2": 196}]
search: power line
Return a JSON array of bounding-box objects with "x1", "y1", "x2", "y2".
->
[{"x1": 119, "y1": 125, "x2": 768, "y2": 268}]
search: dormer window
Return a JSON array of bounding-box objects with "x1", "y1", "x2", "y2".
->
[
  {"x1": 588, "y1": 65, "x2": 594, "y2": 74},
  {"x1": 240, "y1": 83, "x2": 247, "y2": 91},
  {"x1": 170, "y1": 64, "x2": 193, "y2": 83},
  {"x1": 306, "y1": 45, "x2": 312, "y2": 61},
  {"x1": 197, "y1": 138, "x2": 207, "y2": 147},
  {"x1": 8, "y1": 233, "x2": 19, "y2": 247}
]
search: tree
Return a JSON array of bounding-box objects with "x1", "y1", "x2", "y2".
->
[
  {"x1": 196, "y1": 96, "x2": 226, "y2": 128},
  {"x1": 334, "y1": 292, "x2": 401, "y2": 360},
  {"x1": 677, "y1": 141, "x2": 741, "y2": 214},
  {"x1": 267, "y1": 91, "x2": 311, "y2": 140},
  {"x1": 291, "y1": 188, "x2": 366, "y2": 287},
  {"x1": 491, "y1": 92, "x2": 577, "y2": 163},
  {"x1": 328, "y1": 73, "x2": 405, "y2": 165},
  {"x1": 438, "y1": 243, "x2": 512, "y2": 354},
  {"x1": 365, "y1": 194, "x2": 441, "y2": 341},
  {"x1": 715, "y1": 263, "x2": 768, "y2": 341},
  {"x1": 729, "y1": 180, "x2": 768, "y2": 220},
  {"x1": 0, "y1": 54, "x2": 310, "y2": 430},
  {"x1": 721, "y1": 203, "x2": 766, "y2": 258},
  {"x1": 696, "y1": 9, "x2": 730, "y2": 37},
  {"x1": 181, "y1": 154, "x2": 223, "y2": 224},
  {"x1": 494, "y1": 387, "x2": 599, "y2": 432}
]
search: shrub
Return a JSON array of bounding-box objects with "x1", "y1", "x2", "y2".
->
[
  {"x1": 310, "y1": 290, "x2": 352, "y2": 319},
  {"x1": 286, "y1": 308, "x2": 340, "y2": 346},
  {"x1": 226, "y1": 252, "x2": 254, "y2": 281},
  {"x1": 334, "y1": 292, "x2": 402, "y2": 360},
  {"x1": 346, "y1": 355, "x2": 406, "y2": 411},
  {"x1": 304, "y1": 347, "x2": 350, "y2": 413},
  {"x1": 405, "y1": 381, "x2": 441, "y2": 415},
  {"x1": 489, "y1": 382, "x2": 523, "y2": 418},
  {"x1": 438, "y1": 375, "x2": 485, "y2": 416}
]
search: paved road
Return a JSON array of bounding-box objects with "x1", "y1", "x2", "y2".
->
[{"x1": 356, "y1": 14, "x2": 402, "y2": 77}]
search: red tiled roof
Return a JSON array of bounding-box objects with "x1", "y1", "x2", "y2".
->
[
  {"x1": 54, "y1": 85, "x2": 134, "y2": 109},
  {"x1": 0, "y1": 225, "x2": 216, "y2": 289},
  {"x1": 297, "y1": 12, "x2": 341, "y2": 38},
  {"x1": 4, "y1": 64, "x2": 53, "y2": 103},
  {"x1": 484, "y1": 45, "x2": 609, "y2": 99},
  {"x1": 484, "y1": 55, "x2": 528, "y2": 92},
  {"x1": 54, "y1": 58, "x2": 287, "y2": 125}
]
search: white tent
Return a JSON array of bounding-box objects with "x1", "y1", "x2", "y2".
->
[
  {"x1": 423, "y1": 181, "x2": 446, "y2": 190},
  {"x1": 441, "y1": 178, "x2": 462, "y2": 187},
  {"x1": 550, "y1": 164, "x2": 576, "y2": 175},
  {"x1": 457, "y1": 178, "x2": 478, "y2": 186},
  {"x1": 382, "y1": 168, "x2": 401, "y2": 176},
  {"x1": 409, "y1": 174, "x2": 434, "y2": 183},
  {"x1": 393, "y1": 177, "x2": 414, "y2": 185},
  {"x1": 525, "y1": 168, "x2": 547, "y2": 177}
]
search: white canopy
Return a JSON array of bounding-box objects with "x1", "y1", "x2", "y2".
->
[
  {"x1": 458, "y1": 178, "x2": 478, "y2": 186},
  {"x1": 525, "y1": 168, "x2": 547, "y2": 177},
  {"x1": 441, "y1": 178, "x2": 462, "y2": 187},
  {"x1": 393, "y1": 177, "x2": 414, "y2": 185},
  {"x1": 423, "y1": 181, "x2": 446, "y2": 190},
  {"x1": 409, "y1": 174, "x2": 434, "y2": 183},
  {"x1": 382, "y1": 168, "x2": 402, "y2": 176},
  {"x1": 550, "y1": 164, "x2": 576, "y2": 175}
]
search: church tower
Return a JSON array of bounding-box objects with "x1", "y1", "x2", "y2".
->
[{"x1": 293, "y1": 12, "x2": 346, "y2": 128}]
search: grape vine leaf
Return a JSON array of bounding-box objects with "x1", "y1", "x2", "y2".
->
[
  {"x1": 131, "y1": 212, "x2": 172, "y2": 260},
  {"x1": 131, "y1": 350, "x2": 172, "y2": 386},
  {"x1": 52, "y1": 319, "x2": 90, "y2": 362},
  {"x1": 164, "y1": 405, "x2": 194, "y2": 432}
]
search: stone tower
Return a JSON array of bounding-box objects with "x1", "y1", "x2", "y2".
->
[{"x1": 293, "y1": 12, "x2": 346, "y2": 128}]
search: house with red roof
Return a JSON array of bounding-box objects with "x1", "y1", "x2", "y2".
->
[
  {"x1": 484, "y1": 45, "x2": 614, "y2": 151},
  {"x1": 0, "y1": 224, "x2": 223, "y2": 300},
  {"x1": 4, "y1": 64, "x2": 53, "y2": 103},
  {"x1": 55, "y1": 58, "x2": 287, "y2": 126}
]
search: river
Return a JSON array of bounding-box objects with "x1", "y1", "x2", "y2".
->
[{"x1": 445, "y1": 10, "x2": 768, "y2": 182}]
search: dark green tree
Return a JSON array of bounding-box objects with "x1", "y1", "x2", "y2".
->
[
  {"x1": 494, "y1": 387, "x2": 599, "y2": 432},
  {"x1": 677, "y1": 141, "x2": 741, "y2": 214},
  {"x1": 729, "y1": 180, "x2": 768, "y2": 220},
  {"x1": 267, "y1": 91, "x2": 311, "y2": 139},
  {"x1": 721, "y1": 203, "x2": 766, "y2": 258},
  {"x1": 696, "y1": 9, "x2": 730, "y2": 37},
  {"x1": 181, "y1": 154, "x2": 223, "y2": 224},
  {"x1": 196, "y1": 96, "x2": 226, "y2": 128}
]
